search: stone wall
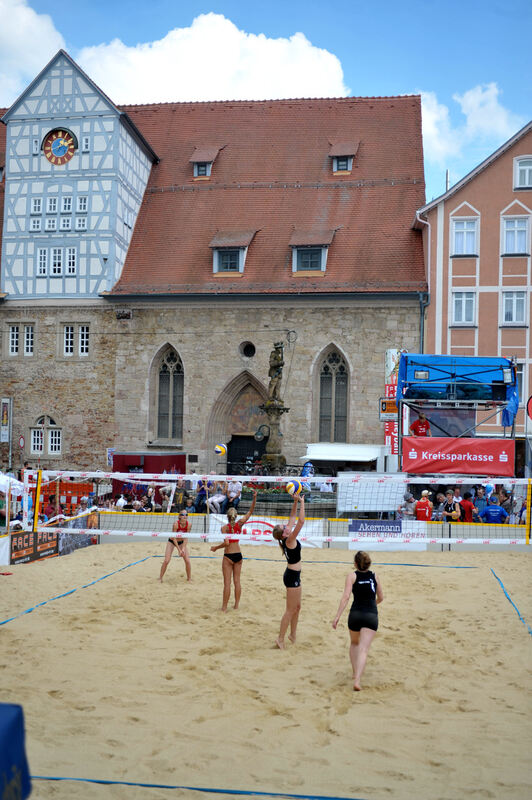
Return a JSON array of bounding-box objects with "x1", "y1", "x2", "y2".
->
[{"x1": 0, "y1": 295, "x2": 420, "y2": 472}]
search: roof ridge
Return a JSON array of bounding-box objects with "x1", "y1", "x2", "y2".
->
[{"x1": 119, "y1": 95, "x2": 420, "y2": 110}]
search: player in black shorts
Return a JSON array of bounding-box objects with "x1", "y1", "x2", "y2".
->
[
  {"x1": 332, "y1": 551, "x2": 384, "y2": 691},
  {"x1": 272, "y1": 495, "x2": 305, "y2": 649}
]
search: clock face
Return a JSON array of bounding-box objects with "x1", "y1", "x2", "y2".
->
[{"x1": 43, "y1": 130, "x2": 76, "y2": 166}]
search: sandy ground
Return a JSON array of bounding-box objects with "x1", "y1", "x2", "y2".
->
[{"x1": 1, "y1": 542, "x2": 531, "y2": 800}]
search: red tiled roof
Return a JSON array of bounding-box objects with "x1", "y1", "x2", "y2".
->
[
  {"x1": 289, "y1": 228, "x2": 336, "y2": 246},
  {"x1": 113, "y1": 96, "x2": 426, "y2": 296},
  {"x1": 209, "y1": 230, "x2": 257, "y2": 248},
  {"x1": 189, "y1": 145, "x2": 222, "y2": 163},
  {"x1": 329, "y1": 141, "x2": 360, "y2": 157}
]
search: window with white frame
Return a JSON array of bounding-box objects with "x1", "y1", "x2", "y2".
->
[
  {"x1": 61, "y1": 196, "x2": 72, "y2": 213},
  {"x1": 66, "y1": 247, "x2": 77, "y2": 275},
  {"x1": 503, "y1": 217, "x2": 528, "y2": 254},
  {"x1": 63, "y1": 325, "x2": 74, "y2": 356},
  {"x1": 51, "y1": 248, "x2": 62, "y2": 274},
  {"x1": 46, "y1": 197, "x2": 58, "y2": 214},
  {"x1": 292, "y1": 246, "x2": 328, "y2": 272},
  {"x1": 452, "y1": 219, "x2": 478, "y2": 256},
  {"x1": 48, "y1": 428, "x2": 62, "y2": 454},
  {"x1": 217, "y1": 249, "x2": 240, "y2": 271},
  {"x1": 503, "y1": 291, "x2": 526, "y2": 324},
  {"x1": 79, "y1": 325, "x2": 89, "y2": 355},
  {"x1": 82, "y1": 136, "x2": 90, "y2": 152},
  {"x1": 45, "y1": 218, "x2": 57, "y2": 231},
  {"x1": 37, "y1": 248, "x2": 47, "y2": 275},
  {"x1": 332, "y1": 155, "x2": 353, "y2": 172},
  {"x1": 31, "y1": 427, "x2": 44, "y2": 454},
  {"x1": 77, "y1": 196, "x2": 88, "y2": 213},
  {"x1": 75, "y1": 217, "x2": 87, "y2": 231},
  {"x1": 453, "y1": 291, "x2": 475, "y2": 324},
  {"x1": 31, "y1": 416, "x2": 61, "y2": 456},
  {"x1": 9, "y1": 325, "x2": 19, "y2": 355},
  {"x1": 212, "y1": 247, "x2": 247, "y2": 273},
  {"x1": 32, "y1": 139, "x2": 39, "y2": 155},
  {"x1": 31, "y1": 198, "x2": 42, "y2": 215},
  {"x1": 515, "y1": 158, "x2": 532, "y2": 189},
  {"x1": 60, "y1": 217, "x2": 71, "y2": 231},
  {"x1": 24, "y1": 325, "x2": 34, "y2": 356},
  {"x1": 319, "y1": 350, "x2": 348, "y2": 442},
  {"x1": 193, "y1": 161, "x2": 212, "y2": 177},
  {"x1": 30, "y1": 218, "x2": 41, "y2": 231}
]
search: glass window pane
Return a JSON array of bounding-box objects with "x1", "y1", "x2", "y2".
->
[
  {"x1": 158, "y1": 370, "x2": 170, "y2": 438},
  {"x1": 319, "y1": 372, "x2": 332, "y2": 440},
  {"x1": 334, "y1": 373, "x2": 348, "y2": 442},
  {"x1": 171, "y1": 372, "x2": 183, "y2": 439}
]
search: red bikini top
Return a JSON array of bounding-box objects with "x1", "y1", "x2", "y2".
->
[
  {"x1": 175, "y1": 519, "x2": 189, "y2": 533},
  {"x1": 226, "y1": 521, "x2": 241, "y2": 542}
]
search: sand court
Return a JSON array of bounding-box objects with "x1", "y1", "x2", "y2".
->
[{"x1": 1, "y1": 543, "x2": 531, "y2": 800}]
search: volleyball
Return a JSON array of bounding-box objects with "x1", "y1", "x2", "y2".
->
[
  {"x1": 214, "y1": 443, "x2": 227, "y2": 456},
  {"x1": 285, "y1": 479, "x2": 303, "y2": 496}
]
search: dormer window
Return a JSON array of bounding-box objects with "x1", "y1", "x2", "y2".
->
[
  {"x1": 210, "y1": 230, "x2": 256, "y2": 274},
  {"x1": 195, "y1": 162, "x2": 210, "y2": 177},
  {"x1": 329, "y1": 141, "x2": 359, "y2": 174},
  {"x1": 190, "y1": 145, "x2": 221, "y2": 179},
  {"x1": 289, "y1": 229, "x2": 336, "y2": 273},
  {"x1": 335, "y1": 156, "x2": 350, "y2": 172}
]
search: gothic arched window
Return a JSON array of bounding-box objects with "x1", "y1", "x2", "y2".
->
[
  {"x1": 319, "y1": 351, "x2": 348, "y2": 442},
  {"x1": 157, "y1": 349, "x2": 184, "y2": 440}
]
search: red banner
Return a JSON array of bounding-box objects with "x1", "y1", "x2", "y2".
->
[{"x1": 402, "y1": 436, "x2": 515, "y2": 477}]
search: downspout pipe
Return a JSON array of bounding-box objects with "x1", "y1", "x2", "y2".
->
[
  {"x1": 415, "y1": 209, "x2": 431, "y2": 353},
  {"x1": 418, "y1": 291, "x2": 429, "y2": 353}
]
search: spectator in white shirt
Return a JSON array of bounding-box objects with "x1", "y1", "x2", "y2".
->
[{"x1": 221, "y1": 480, "x2": 242, "y2": 514}]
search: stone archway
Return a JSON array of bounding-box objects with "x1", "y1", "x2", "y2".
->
[{"x1": 205, "y1": 371, "x2": 268, "y2": 467}]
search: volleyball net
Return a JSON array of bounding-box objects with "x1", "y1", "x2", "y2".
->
[{"x1": 11, "y1": 469, "x2": 530, "y2": 549}]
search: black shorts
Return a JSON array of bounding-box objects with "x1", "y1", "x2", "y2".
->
[
  {"x1": 224, "y1": 552, "x2": 243, "y2": 563},
  {"x1": 169, "y1": 538, "x2": 184, "y2": 546},
  {"x1": 283, "y1": 568, "x2": 301, "y2": 589},
  {"x1": 348, "y1": 608, "x2": 378, "y2": 632}
]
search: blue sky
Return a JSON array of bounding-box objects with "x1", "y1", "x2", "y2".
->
[{"x1": 1, "y1": 0, "x2": 530, "y2": 200}]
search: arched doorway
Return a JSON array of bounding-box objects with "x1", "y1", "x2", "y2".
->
[{"x1": 206, "y1": 372, "x2": 269, "y2": 472}]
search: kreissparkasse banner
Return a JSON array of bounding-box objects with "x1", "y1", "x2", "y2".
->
[{"x1": 402, "y1": 436, "x2": 515, "y2": 477}]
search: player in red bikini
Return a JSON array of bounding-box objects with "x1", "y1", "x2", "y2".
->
[
  {"x1": 159, "y1": 510, "x2": 192, "y2": 583},
  {"x1": 210, "y1": 488, "x2": 257, "y2": 611}
]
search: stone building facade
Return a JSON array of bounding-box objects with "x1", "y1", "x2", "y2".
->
[{"x1": 0, "y1": 51, "x2": 426, "y2": 474}]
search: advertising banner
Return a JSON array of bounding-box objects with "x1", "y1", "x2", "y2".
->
[
  {"x1": 348, "y1": 519, "x2": 427, "y2": 551},
  {"x1": 402, "y1": 436, "x2": 515, "y2": 477},
  {"x1": 1, "y1": 398, "x2": 11, "y2": 443},
  {"x1": 10, "y1": 529, "x2": 59, "y2": 564}
]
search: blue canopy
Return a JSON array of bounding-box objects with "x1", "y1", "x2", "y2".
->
[{"x1": 396, "y1": 354, "x2": 519, "y2": 427}]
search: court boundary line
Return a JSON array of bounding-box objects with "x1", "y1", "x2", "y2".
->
[
  {"x1": 490, "y1": 569, "x2": 532, "y2": 636},
  {"x1": 31, "y1": 775, "x2": 366, "y2": 799},
  {"x1": 0, "y1": 556, "x2": 152, "y2": 627}
]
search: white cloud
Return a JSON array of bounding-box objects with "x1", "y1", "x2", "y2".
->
[
  {"x1": 0, "y1": 0, "x2": 64, "y2": 106},
  {"x1": 420, "y1": 83, "x2": 526, "y2": 168},
  {"x1": 76, "y1": 13, "x2": 348, "y2": 104},
  {"x1": 453, "y1": 82, "x2": 523, "y2": 140}
]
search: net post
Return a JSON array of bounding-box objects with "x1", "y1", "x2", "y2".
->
[
  {"x1": 526, "y1": 479, "x2": 531, "y2": 546},
  {"x1": 32, "y1": 470, "x2": 43, "y2": 534}
]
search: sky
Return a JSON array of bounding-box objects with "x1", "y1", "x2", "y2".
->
[{"x1": 0, "y1": 0, "x2": 530, "y2": 201}]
